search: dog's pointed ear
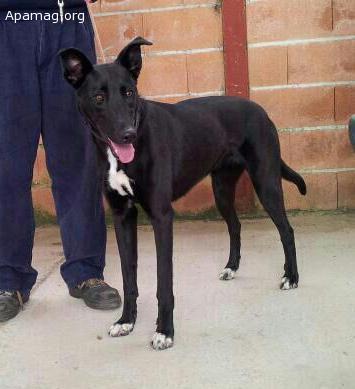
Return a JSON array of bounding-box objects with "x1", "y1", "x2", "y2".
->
[
  {"x1": 59, "y1": 48, "x2": 93, "y2": 89},
  {"x1": 115, "y1": 37, "x2": 152, "y2": 81}
]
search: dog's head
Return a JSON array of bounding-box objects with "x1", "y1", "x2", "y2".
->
[{"x1": 59, "y1": 37, "x2": 152, "y2": 164}]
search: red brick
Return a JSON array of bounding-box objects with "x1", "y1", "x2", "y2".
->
[
  {"x1": 174, "y1": 174, "x2": 255, "y2": 214},
  {"x1": 235, "y1": 172, "x2": 255, "y2": 213},
  {"x1": 247, "y1": 0, "x2": 332, "y2": 43},
  {"x1": 143, "y1": 8, "x2": 223, "y2": 52},
  {"x1": 149, "y1": 95, "x2": 187, "y2": 104},
  {"x1": 184, "y1": 0, "x2": 215, "y2": 3},
  {"x1": 289, "y1": 129, "x2": 355, "y2": 170},
  {"x1": 283, "y1": 172, "x2": 337, "y2": 210},
  {"x1": 279, "y1": 132, "x2": 291, "y2": 165},
  {"x1": 33, "y1": 147, "x2": 49, "y2": 185},
  {"x1": 95, "y1": 14, "x2": 144, "y2": 57},
  {"x1": 187, "y1": 51, "x2": 225, "y2": 93},
  {"x1": 333, "y1": 0, "x2": 355, "y2": 35},
  {"x1": 288, "y1": 41, "x2": 355, "y2": 84},
  {"x1": 166, "y1": 95, "x2": 196, "y2": 103},
  {"x1": 248, "y1": 47, "x2": 288, "y2": 87},
  {"x1": 173, "y1": 177, "x2": 214, "y2": 213},
  {"x1": 88, "y1": 1, "x2": 100, "y2": 13},
  {"x1": 338, "y1": 171, "x2": 355, "y2": 208},
  {"x1": 335, "y1": 86, "x2": 355, "y2": 124},
  {"x1": 101, "y1": 0, "x2": 183, "y2": 12},
  {"x1": 250, "y1": 87, "x2": 334, "y2": 128},
  {"x1": 32, "y1": 187, "x2": 56, "y2": 215},
  {"x1": 139, "y1": 55, "x2": 188, "y2": 96}
]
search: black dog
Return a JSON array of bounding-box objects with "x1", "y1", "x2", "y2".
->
[{"x1": 60, "y1": 37, "x2": 306, "y2": 350}]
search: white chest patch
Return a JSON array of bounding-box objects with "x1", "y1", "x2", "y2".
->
[{"x1": 107, "y1": 148, "x2": 134, "y2": 197}]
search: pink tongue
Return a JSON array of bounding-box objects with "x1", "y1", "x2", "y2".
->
[{"x1": 110, "y1": 141, "x2": 135, "y2": 164}]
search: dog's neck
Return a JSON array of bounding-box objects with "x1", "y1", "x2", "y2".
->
[{"x1": 135, "y1": 96, "x2": 147, "y2": 130}]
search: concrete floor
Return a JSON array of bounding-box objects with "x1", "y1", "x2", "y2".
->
[{"x1": 1, "y1": 213, "x2": 355, "y2": 389}]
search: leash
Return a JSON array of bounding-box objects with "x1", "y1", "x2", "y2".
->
[{"x1": 85, "y1": 0, "x2": 107, "y2": 64}]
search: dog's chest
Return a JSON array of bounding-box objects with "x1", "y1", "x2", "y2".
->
[{"x1": 106, "y1": 148, "x2": 134, "y2": 197}]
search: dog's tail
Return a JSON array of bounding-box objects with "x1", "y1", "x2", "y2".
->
[{"x1": 281, "y1": 160, "x2": 307, "y2": 195}]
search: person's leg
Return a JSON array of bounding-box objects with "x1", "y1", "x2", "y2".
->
[
  {"x1": 0, "y1": 16, "x2": 41, "y2": 299},
  {"x1": 38, "y1": 9, "x2": 116, "y2": 303}
]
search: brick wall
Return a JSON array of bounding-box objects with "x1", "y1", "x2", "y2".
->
[
  {"x1": 247, "y1": 0, "x2": 355, "y2": 210},
  {"x1": 33, "y1": 0, "x2": 355, "y2": 215}
]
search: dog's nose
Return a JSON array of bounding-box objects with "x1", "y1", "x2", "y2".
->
[{"x1": 122, "y1": 129, "x2": 137, "y2": 144}]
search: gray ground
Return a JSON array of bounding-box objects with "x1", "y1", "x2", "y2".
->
[{"x1": 0, "y1": 213, "x2": 354, "y2": 389}]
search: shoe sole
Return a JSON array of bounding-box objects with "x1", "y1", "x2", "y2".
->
[
  {"x1": 83, "y1": 295, "x2": 122, "y2": 310},
  {"x1": 69, "y1": 289, "x2": 122, "y2": 310}
]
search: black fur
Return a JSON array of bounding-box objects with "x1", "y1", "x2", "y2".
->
[{"x1": 60, "y1": 37, "x2": 306, "y2": 349}]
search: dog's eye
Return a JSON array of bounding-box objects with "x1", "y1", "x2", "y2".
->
[
  {"x1": 126, "y1": 90, "x2": 133, "y2": 97},
  {"x1": 95, "y1": 94, "x2": 105, "y2": 104}
]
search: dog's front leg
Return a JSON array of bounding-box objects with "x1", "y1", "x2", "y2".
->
[
  {"x1": 150, "y1": 207, "x2": 174, "y2": 350},
  {"x1": 108, "y1": 202, "x2": 138, "y2": 338}
]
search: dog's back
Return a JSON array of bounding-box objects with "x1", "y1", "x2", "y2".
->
[{"x1": 141, "y1": 96, "x2": 279, "y2": 190}]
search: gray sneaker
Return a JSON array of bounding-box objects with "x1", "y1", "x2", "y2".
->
[
  {"x1": 0, "y1": 291, "x2": 29, "y2": 322},
  {"x1": 69, "y1": 279, "x2": 122, "y2": 310}
]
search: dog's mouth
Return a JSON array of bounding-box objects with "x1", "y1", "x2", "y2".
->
[{"x1": 108, "y1": 138, "x2": 135, "y2": 164}]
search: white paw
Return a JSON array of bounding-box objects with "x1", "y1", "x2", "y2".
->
[
  {"x1": 151, "y1": 332, "x2": 174, "y2": 351},
  {"x1": 219, "y1": 268, "x2": 236, "y2": 281},
  {"x1": 108, "y1": 322, "x2": 134, "y2": 337},
  {"x1": 280, "y1": 277, "x2": 298, "y2": 290}
]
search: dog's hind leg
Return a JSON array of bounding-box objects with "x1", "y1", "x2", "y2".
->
[
  {"x1": 247, "y1": 162, "x2": 299, "y2": 290},
  {"x1": 108, "y1": 200, "x2": 139, "y2": 337},
  {"x1": 212, "y1": 167, "x2": 244, "y2": 281}
]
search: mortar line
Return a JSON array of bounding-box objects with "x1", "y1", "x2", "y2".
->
[
  {"x1": 249, "y1": 34, "x2": 355, "y2": 48},
  {"x1": 299, "y1": 168, "x2": 355, "y2": 174},
  {"x1": 278, "y1": 125, "x2": 347, "y2": 133},
  {"x1": 145, "y1": 47, "x2": 223, "y2": 57},
  {"x1": 251, "y1": 80, "x2": 355, "y2": 91},
  {"x1": 103, "y1": 47, "x2": 223, "y2": 61},
  {"x1": 143, "y1": 90, "x2": 225, "y2": 99},
  {"x1": 336, "y1": 171, "x2": 339, "y2": 208},
  {"x1": 286, "y1": 45, "x2": 289, "y2": 85},
  {"x1": 185, "y1": 55, "x2": 190, "y2": 95},
  {"x1": 333, "y1": 87, "x2": 336, "y2": 122},
  {"x1": 331, "y1": 0, "x2": 334, "y2": 31},
  {"x1": 94, "y1": 3, "x2": 215, "y2": 16}
]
